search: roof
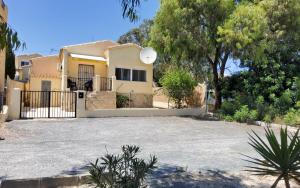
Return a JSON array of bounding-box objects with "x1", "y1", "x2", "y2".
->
[
  {"x1": 108, "y1": 43, "x2": 142, "y2": 50},
  {"x1": 61, "y1": 40, "x2": 119, "y2": 58},
  {"x1": 70, "y1": 53, "x2": 107, "y2": 62}
]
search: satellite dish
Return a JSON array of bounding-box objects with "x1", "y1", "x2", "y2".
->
[{"x1": 140, "y1": 47, "x2": 157, "y2": 64}]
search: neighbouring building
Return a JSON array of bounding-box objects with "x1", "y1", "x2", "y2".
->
[
  {"x1": 0, "y1": 0, "x2": 7, "y2": 113},
  {"x1": 15, "y1": 53, "x2": 42, "y2": 81},
  {"x1": 17, "y1": 40, "x2": 154, "y2": 110}
]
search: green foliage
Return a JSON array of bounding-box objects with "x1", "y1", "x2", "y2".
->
[
  {"x1": 223, "y1": 115, "x2": 234, "y2": 122},
  {"x1": 159, "y1": 68, "x2": 197, "y2": 108},
  {"x1": 0, "y1": 23, "x2": 25, "y2": 51},
  {"x1": 89, "y1": 145, "x2": 157, "y2": 188},
  {"x1": 116, "y1": 95, "x2": 130, "y2": 108},
  {"x1": 120, "y1": 0, "x2": 142, "y2": 22},
  {"x1": 5, "y1": 45, "x2": 15, "y2": 79},
  {"x1": 283, "y1": 109, "x2": 300, "y2": 126},
  {"x1": 245, "y1": 128, "x2": 300, "y2": 188},
  {"x1": 233, "y1": 105, "x2": 258, "y2": 123},
  {"x1": 274, "y1": 90, "x2": 294, "y2": 115},
  {"x1": 118, "y1": 19, "x2": 153, "y2": 46},
  {"x1": 219, "y1": 100, "x2": 238, "y2": 116}
]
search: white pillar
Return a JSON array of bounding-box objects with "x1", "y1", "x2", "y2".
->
[
  {"x1": 61, "y1": 50, "x2": 69, "y2": 91},
  {"x1": 8, "y1": 88, "x2": 21, "y2": 120},
  {"x1": 111, "y1": 76, "x2": 117, "y2": 92},
  {"x1": 75, "y1": 90, "x2": 86, "y2": 118},
  {"x1": 94, "y1": 75, "x2": 101, "y2": 92},
  {"x1": 62, "y1": 75, "x2": 68, "y2": 91}
]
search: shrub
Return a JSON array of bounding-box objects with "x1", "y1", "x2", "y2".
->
[
  {"x1": 255, "y1": 96, "x2": 267, "y2": 120},
  {"x1": 159, "y1": 68, "x2": 197, "y2": 108},
  {"x1": 224, "y1": 115, "x2": 234, "y2": 122},
  {"x1": 283, "y1": 108, "x2": 300, "y2": 126},
  {"x1": 89, "y1": 145, "x2": 157, "y2": 188},
  {"x1": 219, "y1": 100, "x2": 237, "y2": 116},
  {"x1": 233, "y1": 105, "x2": 258, "y2": 123},
  {"x1": 274, "y1": 90, "x2": 294, "y2": 115},
  {"x1": 116, "y1": 95, "x2": 130, "y2": 108}
]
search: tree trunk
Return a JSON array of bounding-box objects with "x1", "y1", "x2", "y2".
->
[{"x1": 212, "y1": 61, "x2": 222, "y2": 111}]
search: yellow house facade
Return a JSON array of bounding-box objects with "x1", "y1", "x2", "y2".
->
[{"x1": 24, "y1": 40, "x2": 154, "y2": 109}]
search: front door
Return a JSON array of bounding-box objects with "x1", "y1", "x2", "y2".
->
[{"x1": 41, "y1": 80, "x2": 51, "y2": 107}]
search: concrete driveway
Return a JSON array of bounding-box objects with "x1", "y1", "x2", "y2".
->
[{"x1": 0, "y1": 117, "x2": 278, "y2": 183}]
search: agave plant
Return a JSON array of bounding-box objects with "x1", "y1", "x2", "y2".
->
[{"x1": 245, "y1": 127, "x2": 300, "y2": 188}]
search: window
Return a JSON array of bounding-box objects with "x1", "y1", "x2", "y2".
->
[
  {"x1": 132, "y1": 70, "x2": 146, "y2": 82},
  {"x1": 21, "y1": 61, "x2": 30, "y2": 67},
  {"x1": 116, "y1": 68, "x2": 131, "y2": 81}
]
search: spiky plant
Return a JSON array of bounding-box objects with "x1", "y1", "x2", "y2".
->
[
  {"x1": 89, "y1": 145, "x2": 157, "y2": 188},
  {"x1": 245, "y1": 127, "x2": 300, "y2": 188}
]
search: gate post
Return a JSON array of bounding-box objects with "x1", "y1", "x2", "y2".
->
[
  {"x1": 8, "y1": 88, "x2": 21, "y2": 120},
  {"x1": 75, "y1": 90, "x2": 86, "y2": 118}
]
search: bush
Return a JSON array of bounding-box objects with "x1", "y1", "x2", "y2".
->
[
  {"x1": 274, "y1": 90, "x2": 294, "y2": 115},
  {"x1": 89, "y1": 145, "x2": 157, "y2": 188},
  {"x1": 255, "y1": 96, "x2": 267, "y2": 120},
  {"x1": 224, "y1": 115, "x2": 234, "y2": 122},
  {"x1": 159, "y1": 68, "x2": 197, "y2": 108},
  {"x1": 116, "y1": 95, "x2": 130, "y2": 108},
  {"x1": 219, "y1": 100, "x2": 237, "y2": 116},
  {"x1": 233, "y1": 105, "x2": 258, "y2": 123},
  {"x1": 283, "y1": 109, "x2": 300, "y2": 126}
]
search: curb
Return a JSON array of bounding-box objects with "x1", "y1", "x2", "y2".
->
[{"x1": 0, "y1": 175, "x2": 90, "y2": 188}]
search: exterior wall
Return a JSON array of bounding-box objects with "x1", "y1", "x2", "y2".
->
[
  {"x1": 117, "y1": 93, "x2": 153, "y2": 108},
  {"x1": 86, "y1": 91, "x2": 116, "y2": 110},
  {"x1": 0, "y1": 1, "x2": 7, "y2": 92},
  {"x1": 108, "y1": 45, "x2": 153, "y2": 94},
  {"x1": 29, "y1": 77, "x2": 61, "y2": 91},
  {"x1": 30, "y1": 55, "x2": 61, "y2": 78},
  {"x1": 108, "y1": 45, "x2": 153, "y2": 107},
  {"x1": 67, "y1": 57, "x2": 108, "y2": 78},
  {"x1": 6, "y1": 77, "x2": 25, "y2": 109},
  {"x1": 15, "y1": 54, "x2": 42, "y2": 80}
]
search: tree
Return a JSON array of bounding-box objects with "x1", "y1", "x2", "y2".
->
[
  {"x1": 150, "y1": 0, "x2": 239, "y2": 110},
  {"x1": 0, "y1": 23, "x2": 24, "y2": 51},
  {"x1": 219, "y1": 0, "x2": 300, "y2": 104},
  {"x1": 5, "y1": 44, "x2": 15, "y2": 79},
  {"x1": 118, "y1": 19, "x2": 153, "y2": 46},
  {"x1": 121, "y1": 0, "x2": 143, "y2": 22},
  {"x1": 245, "y1": 128, "x2": 300, "y2": 188}
]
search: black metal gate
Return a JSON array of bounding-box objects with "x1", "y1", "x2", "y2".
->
[{"x1": 20, "y1": 91, "x2": 77, "y2": 119}]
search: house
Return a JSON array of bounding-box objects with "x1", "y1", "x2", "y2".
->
[
  {"x1": 24, "y1": 40, "x2": 154, "y2": 109},
  {"x1": 15, "y1": 54, "x2": 42, "y2": 81},
  {"x1": 0, "y1": 0, "x2": 7, "y2": 112}
]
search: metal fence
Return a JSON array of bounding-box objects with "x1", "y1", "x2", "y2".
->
[
  {"x1": 67, "y1": 77, "x2": 93, "y2": 91},
  {"x1": 20, "y1": 91, "x2": 77, "y2": 119}
]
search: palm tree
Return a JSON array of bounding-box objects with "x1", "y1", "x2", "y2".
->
[{"x1": 245, "y1": 127, "x2": 300, "y2": 188}]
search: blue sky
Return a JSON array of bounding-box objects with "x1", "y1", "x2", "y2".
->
[{"x1": 5, "y1": 0, "x2": 159, "y2": 56}]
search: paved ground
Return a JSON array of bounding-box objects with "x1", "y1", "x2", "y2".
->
[{"x1": 0, "y1": 117, "x2": 283, "y2": 186}]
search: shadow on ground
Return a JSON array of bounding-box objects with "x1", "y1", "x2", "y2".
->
[
  {"x1": 60, "y1": 164, "x2": 91, "y2": 176},
  {"x1": 148, "y1": 165, "x2": 250, "y2": 188},
  {"x1": 60, "y1": 163, "x2": 272, "y2": 188}
]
